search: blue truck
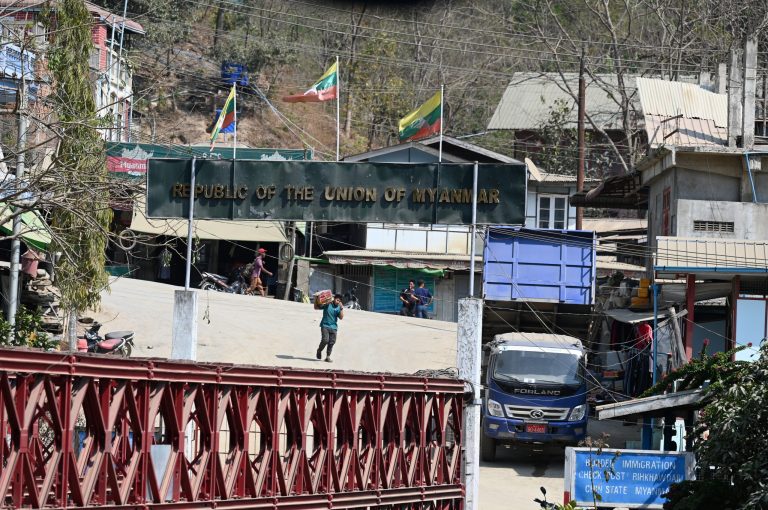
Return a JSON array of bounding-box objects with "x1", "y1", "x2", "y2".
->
[
  {"x1": 481, "y1": 227, "x2": 595, "y2": 461},
  {"x1": 481, "y1": 332, "x2": 588, "y2": 462}
]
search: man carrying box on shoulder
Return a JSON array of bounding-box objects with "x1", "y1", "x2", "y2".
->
[{"x1": 315, "y1": 292, "x2": 344, "y2": 363}]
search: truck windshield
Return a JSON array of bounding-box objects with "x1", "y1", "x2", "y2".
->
[{"x1": 493, "y1": 350, "x2": 582, "y2": 386}]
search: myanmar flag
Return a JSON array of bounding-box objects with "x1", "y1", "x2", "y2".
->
[
  {"x1": 398, "y1": 90, "x2": 442, "y2": 142},
  {"x1": 282, "y1": 62, "x2": 338, "y2": 103},
  {"x1": 210, "y1": 84, "x2": 236, "y2": 149}
]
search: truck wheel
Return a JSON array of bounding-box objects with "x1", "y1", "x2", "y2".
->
[{"x1": 480, "y1": 432, "x2": 497, "y2": 462}]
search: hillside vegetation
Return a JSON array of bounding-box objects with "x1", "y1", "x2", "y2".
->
[{"x1": 98, "y1": 0, "x2": 765, "y2": 163}]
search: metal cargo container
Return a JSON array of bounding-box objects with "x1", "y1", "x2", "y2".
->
[
  {"x1": 220, "y1": 61, "x2": 249, "y2": 86},
  {"x1": 483, "y1": 227, "x2": 596, "y2": 305}
]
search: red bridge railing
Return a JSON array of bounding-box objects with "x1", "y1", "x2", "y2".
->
[{"x1": 0, "y1": 348, "x2": 464, "y2": 509}]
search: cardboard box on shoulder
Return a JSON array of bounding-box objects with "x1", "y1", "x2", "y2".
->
[{"x1": 314, "y1": 289, "x2": 333, "y2": 306}]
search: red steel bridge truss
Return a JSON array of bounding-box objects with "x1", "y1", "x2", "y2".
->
[{"x1": 0, "y1": 349, "x2": 465, "y2": 510}]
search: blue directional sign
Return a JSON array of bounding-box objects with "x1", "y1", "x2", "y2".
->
[{"x1": 565, "y1": 448, "x2": 695, "y2": 509}]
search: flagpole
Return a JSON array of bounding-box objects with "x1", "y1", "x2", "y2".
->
[
  {"x1": 336, "y1": 55, "x2": 340, "y2": 162},
  {"x1": 438, "y1": 84, "x2": 444, "y2": 163},
  {"x1": 233, "y1": 84, "x2": 237, "y2": 160}
]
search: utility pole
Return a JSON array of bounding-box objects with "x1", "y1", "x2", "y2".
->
[
  {"x1": 741, "y1": 35, "x2": 758, "y2": 149},
  {"x1": 8, "y1": 64, "x2": 28, "y2": 335},
  {"x1": 576, "y1": 45, "x2": 586, "y2": 230},
  {"x1": 282, "y1": 222, "x2": 296, "y2": 300}
]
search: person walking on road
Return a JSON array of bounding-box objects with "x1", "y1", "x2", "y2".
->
[
  {"x1": 399, "y1": 279, "x2": 419, "y2": 316},
  {"x1": 315, "y1": 293, "x2": 344, "y2": 362},
  {"x1": 246, "y1": 248, "x2": 272, "y2": 296},
  {"x1": 414, "y1": 279, "x2": 433, "y2": 319}
]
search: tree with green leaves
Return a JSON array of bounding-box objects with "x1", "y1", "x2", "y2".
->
[
  {"x1": 643, "y1": 341, "x2": 768, "y2": 509},
  {"x1": 46, "y1": 0, "x2": 112, "y2": 345}
]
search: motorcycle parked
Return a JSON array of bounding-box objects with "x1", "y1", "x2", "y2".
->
[
  {"x1": 344, "y1": 285, "x2": 362, "y2": 310},
  {"x1": 77, "y1": 322, "x2": 134, "y2": 357},
  {"x1": 199, "y1": 266, "x2": 248, "y2": 294}
]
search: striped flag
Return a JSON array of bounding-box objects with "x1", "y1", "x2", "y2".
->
[
  {"x1": 398, "y1": 90, "x2": 442, "y2": 142},
  {"x1": 210, "y1": 84, "x2": 236, "y2": 149},
  {"x1": 282, "y1": 62, "x2": 338, "y2": 103}
]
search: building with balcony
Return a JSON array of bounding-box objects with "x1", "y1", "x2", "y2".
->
[{"x1": 0, "y1": 0, "x2": 144, "y2": 141}]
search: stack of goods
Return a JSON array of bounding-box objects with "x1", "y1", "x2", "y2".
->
[
  {"x1": 630, "y1": 278, "x2": 651, "y2": 310},
  {"x1": 314, "y1": 289, "x2": 333, "y2": 307}
]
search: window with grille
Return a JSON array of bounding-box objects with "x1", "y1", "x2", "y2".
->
[{"x1": 693, "y1": 220, "x2": 735, "y2": 233}]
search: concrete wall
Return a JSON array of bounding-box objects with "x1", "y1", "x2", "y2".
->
[
  {"x1": 648, "y1": 165, "x2": 742, "y2": 247},
  {"x1": 675, "y1": 167, "x2": 740, "y2": 201},
  {"x1": 647, "y1": 168, "x2": 677, "y2": 248},
  {"x1": 365, "y1": 224, "x2": 483, "y2": 255},
  {"x1": 676, "y1": 199, "x2": 768, "y2": 240}
]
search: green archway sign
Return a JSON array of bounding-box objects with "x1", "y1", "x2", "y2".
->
[{"x1": 146, "y1": 159, "x2": 526, "y2": 225}]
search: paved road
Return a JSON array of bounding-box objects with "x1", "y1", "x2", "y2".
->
[
  {"x1": 478, "y1": 420, "x2": 642, "y2": 509},
  {"x1": 94, "y1": 277, "x2": 456, "y2": 373},
  {"x1": 94, "y1": 278, "x2": 640, "y2": 508}
]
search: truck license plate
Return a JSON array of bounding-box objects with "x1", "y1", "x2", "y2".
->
[{"x1": 526, "y1": 423, "x2": 547, "y2": 434}]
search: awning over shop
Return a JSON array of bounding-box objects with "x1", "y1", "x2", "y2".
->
[
  {"x1": 0, "y1": 206, "x2": 51, "y2": 251},
  {"x1": 659, "y1": 282, "x2": 732, "y2": 304},
  {"x1": 604, "y1": 308, "x2": 669, "y2": 324},
  {"x1": 655, "y1": 236, "x2": 768, "y2": 279},
  {"x1": 596, "y1": 388, "x2": 705, "y2": 420},
  {"x1": 323, "y1": 249, "x2": 481, "y2": 271},
  {"x1": 130, "y1": 199, "x2": 287, "y2": 243}
]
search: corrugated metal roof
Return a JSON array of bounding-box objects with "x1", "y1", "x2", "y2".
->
[
  {"x1": 84, "y1": 1, "x2": 145, "y2": 34},
  {"x1": 637, "y1": 78, "x2": 727, "y2": 125},
  {"x1": 344, "y1": 135, "x2": 521, "y2": 164},
  {"x1": 655, "y1": 236, "x2": 768, "y2": 270},
  {"x1": 636, "y1": 78, "x2": 728, "y2": 148},
  {"x1": 488, "y1": 73, "x2": 639, "y2": 131},
  {"x1": 643, "y1": 114, "x2": 727, "y2": 147},
  {"x1": 532, "y1": 172, "x2": 599, "y2": 183}
]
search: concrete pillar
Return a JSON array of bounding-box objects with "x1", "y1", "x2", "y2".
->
[
  {"x1": 457, "y1": 298, "x2": 483, "y2": 510},
  {"x1": 742, "y1": 36, "x2": 758, "y2": 149},
  {"x1": 716, "y1": 63, "x2": 727, "y2": 95},
  {"x1": 171, "y1": 289, "x2": 198, "y2": 361},
  {"x1": 728, "y1": 49, "x2": 743, "y2": 148}
]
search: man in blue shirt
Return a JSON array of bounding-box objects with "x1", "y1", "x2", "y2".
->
[
  {"x1": 413, "y1": 280, "x2": 433, "y2": 319},
  {"x1": 315, "y1": 293, "x2": 344, "y2": 362}
]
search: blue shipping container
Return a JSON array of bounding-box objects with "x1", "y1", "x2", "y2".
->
[
  {"x1": 483, "y1": 227, "x2": 595, "y2": 305},
  {"x1": 221, "y1": 61, "x2": 249, "y2": 87}
]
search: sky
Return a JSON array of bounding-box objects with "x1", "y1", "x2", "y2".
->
[{"x1": 735, "y1": 299, "x2": 765, "y2": 362}]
